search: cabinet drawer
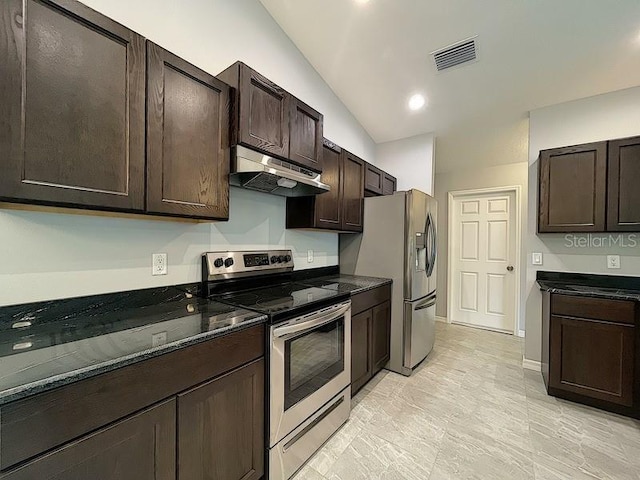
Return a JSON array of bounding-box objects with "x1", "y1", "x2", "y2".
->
[
  {"x1": 551, "y1": 294, "x2": 635, "y2": 325},
  {"x1": 351, "y1": 284, "x2": 392, "y2": 316},
  {"x1": 0, "y1": 324, "x2": 264, "y2": 470}
]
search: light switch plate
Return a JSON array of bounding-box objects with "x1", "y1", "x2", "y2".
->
[
  {"x1": 307, "y1": 250, "x2": 314, "y2": 263},
  {"x1": 152, "y1": 331, "x2": 167, "y2": 347},
  {"x1": 152, "y1": 253, "x2": 168, "y2": 275},
  {"x1": 532, "y1": 252, "x2": 543, "y2": 266},
  {"x1": 607, "y1": 255, "x2": 621, "y2": 269}
]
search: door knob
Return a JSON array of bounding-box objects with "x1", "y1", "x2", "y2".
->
[{"x1": 507, "y1": 265, "x2": 514, "y2": 272}]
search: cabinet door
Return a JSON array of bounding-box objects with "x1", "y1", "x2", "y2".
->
[
  {"x1": 382, "y1": 173, "x2": 397, "y2": 196},
  {"x1": 178, "y1": 359, "x2": 264, "y2": 480},
  {"x1": 351, "y1": 309, "x2": 372, "y2": 395},
  {"x1": 146, "y1": 42, "x2": 230, "y2": 220},
  {"x1": 0, "y1": 0, "x2": 145, "y2": 211},
  {"x1": 538, "y1": 142, "x2": 607, "y2": 232},
  {"x1": 314, "y1": 140, "x2": 342, "y2": 229},
  {"x1": 238, "y1": 64, "x2": 290, "y2": 158},
  {"x1": 372, "y1": 301, "x2": 391, "y2": 373},
  {"x1": 289, "y1": 97, "x2": 323, "y2": 172},
  {"x1": 608, "y1": 136, "x2": 640, "y2": 231},
  {"x1": 549, "y1": 315, "x2": 634, "y2": 407},
  {"x1": 341, "y1": 151, "x2": 365, "y2": 232},
  {"x1": 0, "y1": 400, "x2": 175, "y2": 480},
  {"x1": 364, "y1": 163, "x2": 383, "y2": 195}
]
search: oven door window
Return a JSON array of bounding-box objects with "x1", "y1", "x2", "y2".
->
[{"x1": 284, "y1": 318, "x2": 345, "y2": 410}]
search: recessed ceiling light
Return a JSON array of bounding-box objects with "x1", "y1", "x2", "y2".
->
[
  {"x1": 408, "y1": 94, "x2": 426, "y2": 111},
  {"x1": 354, "y1": 0, "x2": 370, "y2": 4}
]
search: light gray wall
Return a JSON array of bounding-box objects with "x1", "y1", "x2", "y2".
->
[
  {"x1": 0, "y1": 0, "x2": 375, "y2": 307},
  {"x1": 376, "y1": 133, "x2": 435, "y2": 195},
  {"x1": 524, "y1": 85, "x2": 640, "y2": 362},
  {"x1": 434, "y1": 162, "x2": 529, "y2": 332}
]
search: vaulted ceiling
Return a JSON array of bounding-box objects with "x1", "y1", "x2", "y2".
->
[{"x1": 259, "y1": 0, "x2": 640, "y2": 147}]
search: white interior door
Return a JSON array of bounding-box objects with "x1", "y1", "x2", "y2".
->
[{"x1": 450, "y1": 191, "x2": 516, "y2": 333}]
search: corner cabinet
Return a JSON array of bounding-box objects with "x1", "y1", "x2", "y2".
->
[
  {"x1": 218, "y1": 62, "x2": 323, "y2": 172},
  {"x1": 286, "y1": 139, "x2": 364, "y2": 232},
  {"x1": 0, "y1": 0, "x2": 146, "y2": 211},
  {"x1": 0, "y1": 401, "x2": 176, "y2": 480},
  {"x1": 542, "y1": 292, "x2": 637, "y2": 415},
  {"x1": 538, "y1": 135, "x2": 640, "y2": 233}
]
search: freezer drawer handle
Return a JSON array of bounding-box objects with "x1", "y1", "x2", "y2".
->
[{"x1": 415, "y1": 300, "x2": 436, "y2": 311}]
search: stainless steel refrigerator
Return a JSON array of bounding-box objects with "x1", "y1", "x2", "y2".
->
[{"x1": 340, "y1": 189, "x2": 437, "y2": 376}]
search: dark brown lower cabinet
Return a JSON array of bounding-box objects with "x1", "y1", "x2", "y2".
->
[
  {"x1": 0, "y1": 400, "x2": 176, "y2": 480},
  {"x1": 178, "y1": 358, "x2": 265, "y2": 480},
  {"x1": 543, "y1": 293, "x2": 637, "y2": 416},
  {"x1": 372, "y1": 301, "x2": 391, "y2": 372},
  {"x1": 350, "y1": 286, "x2": 392, "y2": 396},
  {"x1": 351, "y1": 309, "x2": 373, "y2": 394}
]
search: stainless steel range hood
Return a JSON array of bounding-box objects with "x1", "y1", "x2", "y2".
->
[{"x1": 230, "y1": 146, "x2": 329, "y2": 197}]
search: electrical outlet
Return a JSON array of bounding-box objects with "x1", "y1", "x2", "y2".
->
[
  {"x1": 307, "y1": 250, "x2": 314, "y2": 263},
  {"x1": 532, "y1": 252, "x2": 543, "y2": 266},
  {"x1": 152, "y1": 253, "x2": 168, "y2": 276},
  {"x1": 151, "y1": 331, "x2": 167, "y2": 347},
  {"x1": 607, "y1": 255, "x2": 621, "y2": 269}
]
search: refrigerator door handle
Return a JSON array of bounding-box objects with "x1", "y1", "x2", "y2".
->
[
  {"x1": 426, "y1": 212, "x2": 436, "y2": 277},
  {"x1": 423, "y1": 213, "x2": 431, "y2": 274}
]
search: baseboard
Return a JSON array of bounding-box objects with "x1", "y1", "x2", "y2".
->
[
  {"x1": 522, "y1": 356, "x2": 541, "y2": 372},
  {"x1": 517, "y1": 329, "x2": 525, "y2": 338},
  {"x1": 435, "y1": 316, "x2": 448, "y2": 323}
]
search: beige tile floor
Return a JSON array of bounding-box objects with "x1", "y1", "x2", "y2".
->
[{"x1": 293, "y1": 321, "x2": 640, "y2": 480}]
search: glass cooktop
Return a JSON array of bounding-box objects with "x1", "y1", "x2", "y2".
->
[{"x1": 214, "y1": 282, "x2": 349, "y2": 321}]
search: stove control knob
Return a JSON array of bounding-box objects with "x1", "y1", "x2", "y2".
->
[
  {"x1": 270, "y1": 256, "x2": 278, "y2": 264},
  {"x1": 284, "y1": 254, "x2": 292, "y2": 262},
  {"x1": 213, "y1": 258, "x2": 224, "y2": 268},
  {"x1": 278, "y1": 255, "x2": 285, "y2": 263},
  {"x1": 224, "y1": 257, "x2": 234, "y2": 268}
]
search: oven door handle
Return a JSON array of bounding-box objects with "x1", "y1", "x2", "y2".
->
[{"x1": 273, "y1": 301, "x2": 351, "y2": 338}]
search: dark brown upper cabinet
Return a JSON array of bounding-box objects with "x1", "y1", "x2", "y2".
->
[
  {"x1": 146, "y1": 42, "x2": 230, "y2": 220},
  {"x1": 365, "y1": 162, "x2": 396, "y2": 197},
  {"x1": 341, "y1": 150, "x2": 365, "y2": 232},
  {"x1": 286, "y1": 139, "x2": 363, "y2": 232},
  {"x1": 538, "y1": 142, "x2": 607, "y2": 233},
  {"x1": 364, "y1": 163, "x2": 384, "y2": 195},
  {"x1": 218, "y1": 62, "x2": 323, "y2": 172},
  {"x1": 289, "y1": 97, "x2": 323, "y2": 171},
  {"x1": 608, "y1": 136, "x2": 640, "y2": 231},
  {"x1": 0, "y1": 0, "x2": 145, "y2": 212},
  {"x1": 382, "y1": 172, "x2": 397, "y2": 196}
]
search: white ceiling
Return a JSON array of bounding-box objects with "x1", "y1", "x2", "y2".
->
[{"x1": 259, "y1": 0, "x2": 640, "y2": 145}]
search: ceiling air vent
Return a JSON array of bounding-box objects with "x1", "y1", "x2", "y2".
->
[{"x1": 432, "y1": 37, "x2": 477, "y2": 71}]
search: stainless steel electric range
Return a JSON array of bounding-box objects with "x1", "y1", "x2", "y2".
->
[{"x1": 202, "y1": 250, "x2": 352, "y2": 480}]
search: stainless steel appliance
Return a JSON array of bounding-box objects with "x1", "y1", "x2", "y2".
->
[
  {"x1": 202, "y1": 250, "x2": 351, "y2": 480},
  {"x1": 340, "y1": 189, "x2": 437, "y2": 376},
  {"x1": 229, "y1": 145, "x2": 330, "y2": 197}
]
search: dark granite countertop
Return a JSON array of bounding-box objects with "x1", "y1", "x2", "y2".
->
[
  {"x1": 536, "y1": 271, "x2": 640, "y2": 302},
  {"x1": 299, "y1": 274, "x2": 392, "y2": 295},
  {"x1": 0, "y1": 286, "x2": 266, "y2": 405}
]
